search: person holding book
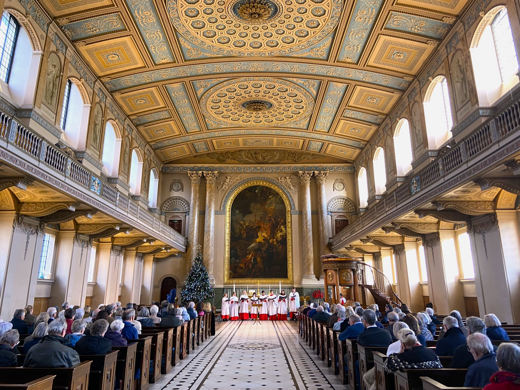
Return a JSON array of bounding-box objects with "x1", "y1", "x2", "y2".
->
[
  {"x1": 221, "y1": 293, "x2": 230, "y2": 321},
  {"x1": 259, "y1": 291, "x2": 269, "y2": 320},
  {"x1": 229, "y1": 292, "x2": 239, "y2": 321},
  {"x1": 267, "y1": 290, "x2": 278, "y2": 320},
  {"x1": 289, "y1": 288, "x2": 300, "y2": 321},
  {"x1": 250, "y1": 293, "x2": 259, "y2": 320},
  {"x1": 277, "y1": 290, "x2": 288, "y2": 321},
  {"x1": 239, "y1": 291, "x2": 250, "y2": 320}
]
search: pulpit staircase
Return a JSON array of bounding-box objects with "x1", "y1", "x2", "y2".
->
[{"x1": 358, "y1": 263, "x2": 403, "y2": 309}]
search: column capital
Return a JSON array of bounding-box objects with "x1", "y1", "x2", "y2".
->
[
  {"x1": 373, "y1": 252, "x2": 382, "y2": 262},
  {"x1": 314, "y1": 170, "x2": 328, "y2": 185},
  {"x1": 298, "y1": 171, "x2": 313, "y2": 184},
  {"x1": 204, "y1": 171, "x2": 219, "y2": 184},
  {"x1": 422, "y1": 232, "x2": 440, "y2": 248},
  {"x1": 13, "y1": 215, "x2": 45, "y2": 235},
  {"x1": 188, "y1": 171, "x2": 203, "y2": 185},
  {"x1": 393, "y1": 244, "x2": 405, "y2": 256},
  {"x1": 468, "y1": 213, "x2": 498, "y2": 234}
]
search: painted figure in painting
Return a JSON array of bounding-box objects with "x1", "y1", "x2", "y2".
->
[{"x1": 229, "y1": 185, "x2": 288, "y2": 279}]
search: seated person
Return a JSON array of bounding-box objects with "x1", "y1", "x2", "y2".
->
[
  {"x1": 121, "y1": 309, "x2": 139, "y2": 340},
  {"x1": 24, "y1": 319, "x2": 80, "y2": 367},
  {"x1": 384, "y1": 328, "x2": 443, "y2": 372},
  {"x1": 136, "y1": 307, "x2": 155, "y2": 328},
  {"x1": 149, "y1": 305, "x2": 161, "y2": 325},
  {"x1": 484, "y1": 343, "x2": 520, "y2": 389},
  {"x1": 75, "y1": 319, "x2": 112, "y2": 355},
  {"x1": 312, "y1": 306, "x2": 330, "y2": 323},
  {"x1": 402, "y1": 313, "x2": 427, "y2": 347},
  {"x1": 424, "y1": 309, "x2": 437, "y2": 336},
  {"x1": 386, "y1": 322, "x2": 410, "y2": 356},
  {"x1": 435, "y1": 315, "x2": 467, "y2": 356},
  {"x1": 65, "y1": 320, "x2": 86, "y2": 347},
  {"x1": 161, "y1": 308, "x2": 183, "y2": 327},
  {"x1": 438, "y1": 310, "x2": 468, "y2": 339},
  {"x1": 485, "y1": 314, "x2": 510, "y2": 341},
  {"x1": 307, "y1": 303, "x2": 318, "y2": 318},
  {"x1": 302, "y1": 303, "x2": 313, "y2": 316},
  {"x1": 0, "y1": 329, "x2": 19, "y2": 367},
  {"x1": 23, "y1": 322, "x2": 48, "y2": 353},
  {"x1": 332, "y1": 307, "x2": 347, "y2": 331},
  {"x1": 104, "y1": 320, "x2": 127, "y2": 347},
  {"x1": 357, "y1": 309, "x2": 393, "y2": 347},
  {"x1": 187, "y1": 302, "x2": 198, "y2": 319},
  {"x1": 451, "y1": 316, "x2": 495, "y2": 368},
  {"x1": 327, "y1": 304, "x2": 339, "y2": 327},
  {"x1": 338, "y1": 314, "x2": 364, "y2": 341},
  {"x1": 464, "y1": 333, "x2": 498, "y2": 388},
  {"x1": 425, "y1": 304, "x2": 441, "y2": 325},
  {"x1": 417, "y1": 312, "x2": 434, "y2": 341},
  {"x1": 384, "y1": 312, "x2": 400, "y2": 340},
  {"x1": 24, "y1": 305, "x2": 37, "y2": 326},
  {"x1": 11, "y1": 309, "x2": 29, "y2": 335}
]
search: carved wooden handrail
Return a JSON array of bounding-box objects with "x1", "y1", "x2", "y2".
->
[{"x1": 358, "y1": 262, "x2": 403, "y2": 307}]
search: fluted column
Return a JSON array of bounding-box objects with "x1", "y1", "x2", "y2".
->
[
  {"x1": 203, "y1": 171, "x2": 218, "y2": 283},
  {"x1": 299, "y1": 171, "x2": 315, "y2": 280},
  {"x1": 186, "y1": 171, "x2": 203, "y2": 268},
  {"x1": 315, "y1": 171, "x2": 330, "y2": 274}
]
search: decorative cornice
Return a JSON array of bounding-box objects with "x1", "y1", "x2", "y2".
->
[
  {"x1": 468, "y1": 213, "x2": 498, "y2": 235},
  {"x1": 432, "y1": 200, "x2": 495, "y2": 216},
  {"x1": 41, "y1": 210, "x2": 96, "y2": 224},
  {"x1": 475, "y1": 178, "x2": 520, "y2": 196},
  {"x1": 415, "y1": 209, "x2": 472, "y2": 223},
  {"x1": 0, "y1": 177, "x2": 34, "y2": 191},
  {"x1": 15, "y1": 109, "x2": 63, "y2": 139},
  {"x1": 162, "y1": 165, "x2": 354, "y2": 173}
]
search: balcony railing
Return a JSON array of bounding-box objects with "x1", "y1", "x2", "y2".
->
[
  {"x1": 331, "y1": 90, "x2": 520, "y2": 252},
  {"x1": 0, "y1": 106, "x2": 186, "y2": 252}
]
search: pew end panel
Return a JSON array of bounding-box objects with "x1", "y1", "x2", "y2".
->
[
  {"x1": 421, "y1": 377, "x2": 481, "y2": 390},
  {"x1": 0, "y1": 375, "x2": 55, "y2": 390}
]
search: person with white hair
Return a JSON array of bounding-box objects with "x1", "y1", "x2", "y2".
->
[
  {"x1": 452, "y1": 316, "x2": 491, "y2": 368},
  {"x1": 484, "y1": 314, "x2": 510, "y2": 341},
  {"x1": 0, "y1": 322, "x2": 13, "y2": 338},
  {"x1": 23, "y1": 319, "x2": 80, "y2": 368},
  {"x1": 464, "y1": 333, "x2": 498, "y2": 388},
  {"x1": 333, "y1": 306, "x2": 347, "y2": 331},
  {"x1": 416, "y1": 312, "x2": 434, "y2": 341},
  {"x1": 383, "y1": 328, "x2": 442, "y2": 373},
  {"x1": 0, "y1": 329, "x2": 19, "y2": 367},
  {"x1": 187, "y1": 302, "x2": 198, "y2": 319},
  {"x1": 386, "y1": 322, "x2": 410, "y2": 356},
  {"x1": 105, "y1": 319, "x2": 127, "y2": 346},
  {"x1": 422, "y1": 309, "x2": 437, "y2": 336},
  {"x1": 64, "y1": 320, "x2": 86, "y2": 347},
  {"x1": 384, "y1": 312, "x2": 400, "y2": 340},
  {"x1": 338, "y1": 314, "x2": 364, "y2": 341},
  {"x1": 436, "y1": 316, "x2": 467, "y2": 356},
  {"x1": 485, "y1": 343, "x2": 520, "y2": 389},
  {"x1": 312, "y1": 305, "x2": 330, "y2": 323},
  {"x1": 47, "y1": 307, "x2": 57, "y2": 323},
  {"x1": 149, "y1": 305, "x2": 161, "y2": 324},
  {"x1": 74, "y1": 308, "x2": 85, "y2": 321},
  {"x1": 75, "y1": 319, "x2": 112, "y2": 355},
  {"x1": 23, "y1": 322, "x2": 48, "y2": 353}
]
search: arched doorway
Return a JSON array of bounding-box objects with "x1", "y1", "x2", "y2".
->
[{"x1": 160, "y1": 277, "x2": 177, "y2": 302}]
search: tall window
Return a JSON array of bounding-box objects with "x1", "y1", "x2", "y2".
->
[
  {"x1": 393, "y1": 119, "x2": 413, "y2": 176},
  {"x1": 101, "y1": 122, "x2": 122, "y2": 177},
  {"x1": 457, "y1": 232, "x2": 475, "y2": 279},
  {"x1": 38, "y1": 233, "x2": 56, "y2": 279},
  {"x1": 382, "y1": 252, "x2": 396, "y2": 284},
  {"x1": 129, "y1": 149, "x2": 143, "y2": 194},
  {"x1": 60, "y1": 79, "x2": 90, "y2": 150},
  {"x1": 424, "y1": 76, "x2": 453, "y2": 149},
  {"x1": 87, "y1": 245, "x2": 97, "y2": 283},
  {"x1": 148, "y1": 169, "x2": 159, "y2": 208},
  {"x1": 60, "y1": 80, "x2": 71, "y2": 130},
  {"x1": 418, "y1": 244, "x2": 428, "y2": 282},
  {"x1": 471, "y1": 7, "x2": 519, "y2": 105},
  {"x1": 358, "y1": 167, "x2": 369, "y2": 208},
  {"x1": 0, "y1": 12, "x2": 19, "y2": 83},
  {"x1": 372, "y1": 147, "x2": 387, "y2": 195}
]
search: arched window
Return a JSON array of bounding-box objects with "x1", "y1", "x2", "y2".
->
[
  {"x1": 470, "y1": 6, "x2": 519, "y2": 105},
  {"x1": 423, "y1": 76, "x2": 453, "y2": 149},
  {"x1": 373, "y1": 147, "x2": 387, "y2": 195},
  {"x1": 101, "y1": 121, "x2": 122, "y2": 177},
  {"x1": 148, "y1": 168, "x2": 159, "y2": 208},
  {"x1": 60, "y1": 78, "x2": 90, "y2": 150},
  {"x1": 358, "y1": 167, "x2": 369, "y2": 208},
  {"x1": 129, "y1": 149, "x2": 143, "y2": 195},
  {"x1": 393, "y1": 119, "x2": 413, "y2": 176},
  {"x1": 0, "y1": 11, "x2": 42, "y2": 107}
]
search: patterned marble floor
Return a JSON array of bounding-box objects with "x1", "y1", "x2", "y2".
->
[{"x1": 149, "y1": 319, "x2": 344, "y2": 390}]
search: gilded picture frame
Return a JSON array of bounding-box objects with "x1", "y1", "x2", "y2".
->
[{"x1": 224, "y1": 180, "x2": 293, "y2": 285}]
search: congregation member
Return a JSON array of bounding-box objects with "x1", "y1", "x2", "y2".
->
[
  {"x1": 384, "y1": 311, "x2": 400, "y2": 340},
  {"x1": 104, "y1": 304, "x2": 115, "y2": 324},
  {"x1": 484, "y1": 343, "x2": 520, "y2": 389},
  {"x1": 452, "y1": 316, "x2": 492, "y2": 368},
  {"x1": 338, "y1": 314, "x2": 364, "y2": 341},
  {"x1": 485, "y1": 314, "x2": 510, "y2": 341},
  {"x1": 333, "y1": 306, "x2": 347, "y2": 330},
  {"x1": 105, "y1": 320, "x2": 128, "y2": 348},
  {"x1": 181, "y1": 306, "x2": 190, "y2": 322},
  {"x1": 23, "y1": 322, "x2": 48, "y2": 353},
  {"x1": 339, "y1": 293, "x2": 347, "y2": 306},
  {"x1": 196, "y1": 302, "x2": 205, "y2": 316},
  {"x1": 46, "y1": 307, "x2": 57, "y2": 323},
  {"x1": 0, "y1": 329, "x2": 19, "y2": 367},
  {"x1": 136, "y1": 307, "x2": 155, "y2": 327},
  {"x1": 328, "y1": 304, "x2": 339, "y2": 326},
  {"x1": 149, "y1": 305, "x2": 161, "y2": 325},
  {"x1": 159, "y1": 301, "x2": 169, "y2": 318},
  {"x1": 24, "y1": 305, "x2": 36, "y2": 326},
  {"x1": 289, "y1": 288, "x2": 300, "y2": 320},
  {"x1": 250, "y1": 293, "x2": 259, "y2": 320},
  {"x1": 416, "y1": 312, "x2": 435, "y2": 341},
  {"x1": 221, "y1": 293, "x2": 230, "y2": 321},
  {"x1": 401, "y1": 314, "x2": 427, "y2": 347},
  {"x1": 436, "y1": 316, "x2": 467, "y2": 356},
  {"x1": 277, "y1": 290, "x2": 287, "y2": 320},
  {"x1": 187, "y1": 302, "x2": 198, "y2": 319},
  {"x1": 259, "y1": 291, "x2": 268, "y2": 320},
  {"x1": 10, "y1": 309, "x2": 28, "y2": 334},
  {"x1": 312, "y1": 305, "x2": 330, "y2": 323},
  {"x1": 464, "y1": 333, "x2": 499, "y2": 388},
  {"x1": 425, "y1": 306, "x2": 441, "y2": 325},
  {"x1": 75, "y1": 319, "x2": 112, "y2": 354},
  {"x1": 438, "y1": 310, "x2": 468, "y2": 339},
  {"x1": 24, "y1": 319, "x2": 80, "y2": 368},
  {"x1": 121, "y1": 310, "x2": 139, "y2": 340},
  {"x1": 338, "y1": 307, "x2": 355, "y2": 332},
  {"x1": 357, "y1": 309, "x2": 393, "y2": 347},
  {"x1": 384, "y1": 328, "x2": 443, "y2": 372},
  {"x1": 267, "y1": 291, "x2": 278, "y2": 319},
  {"x1": 229, "y1": 292, "x2": 239, "y2": 321},
  {"x1": 25, "y1": 313, "x2": 49, "y2": 343},
  {"x1": 302, "y1": 302, "x2": 313, "y2": 316},
  {"x1": 64, "y1": 308, "x2": 74, "y2": 334},
  {"x1": 386, "y1": 322, "x2": 410, "y2": 355},
  {"x1": 64, "y1": 320, "x2": 86, "y2": 347},
  {"x1": 239, "y1": 291, "x2": 250, "y2": 320},
  {"x1": 308, "y1": 303, "x2": 318, "y2": 318},
  {"x1": 161, "y1": 308, "x2": 183, "y2": 327}
]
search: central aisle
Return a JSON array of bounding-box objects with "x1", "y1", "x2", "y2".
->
[{"x1": 152, "y1": 320, "x2": 343, "y2": 390}]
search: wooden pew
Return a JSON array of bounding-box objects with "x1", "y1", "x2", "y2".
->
[
  {"x1": 138, "y1": 331, "x2": 163, "y2": 384},
  {"x1": 421, "y1": 377, "x2": 481, "y2": 390},
  {"x1": 324, "y1": 326, "x2": 332, "y2": 367},
  {"x1": 0, "y1": 361, "x2": 91, "y2": 390},
  {"x1": 394, "y1": 369, "x2": 468, "y2": 390},
  {"x1": 200, "y1": 316, "x2": 205, "y2": 343},
  {"x1": 142, "y1": 327, "x2": 173, "y2": 375},
  {"x1": 329, "y1": 330, "x2": 339, "y2": 375},
  {"x1": 113, "y1": 343, "x2": 137, "y2": 390},
  {"x1": 128, "y1": 336, "x2": 152, "y2": 390},
  {"x1": 0, "y1": 375, "x2": 55, "y2": 390},
  {"x1": 191, "y1": 319, "x2": 196, "y2": 351},
  {"x1": 358, "y1": 345, "x2": 388, "y2": 390},
  {"x1": 180, "y1": 322, "x2": 188, "y2": 359},
  {"x1": 79, "y1": 351, "x2": 118, "y2": 390},
  {"x1": 172, "y1": 326, "x2": 181, "y2": 366},
  {"x1": 345, "y1": 339, "x2": 358, "y2": 390},
  {"x1": 373, "y1": 351, "x2": 394, "y2": 390}
]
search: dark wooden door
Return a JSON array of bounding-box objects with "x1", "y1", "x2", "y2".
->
[
  {"x1": 160, "y1": 277, "x2": 177, "y2": 302},
  {"x1": 169, "y1": 219, "x2": 182, "y2": 234},
  {"x1": 335, "y1": 219, "x2": 349, "y2": 234}
]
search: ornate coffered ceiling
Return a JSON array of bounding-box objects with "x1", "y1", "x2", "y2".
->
[{"x1": 42, "y1": 0, "x2": 471, "y2": 163}]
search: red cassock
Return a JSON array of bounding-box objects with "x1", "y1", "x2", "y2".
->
[
  {"x1": 259, "y1": 295, "x2": 268, "y2": 320},
  {"x1": 277, "y1": 295, "x2": 288, "y2": 320},
  {"x1": 250, "y1": 297, "x2": 259, "y2": 319},
  {"x1": 239, "y1": 295, "x2": 250, "y2": 320}
]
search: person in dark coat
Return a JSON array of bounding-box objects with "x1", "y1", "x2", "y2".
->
[
  {"x1": 187, "y1": 302, "x2": 198, "y2": 319},
  {"x1": 339, "y1": 314, "x2": 365, "y2": 341},
  {"x1": 485, "y1": 314, "x2": 510, "y2": 341},
  {"x1": 24, "y1": 305, "x2": 37, "y2": 327},
  {"x1": 452, "y1": 317, "x2": 496, "y2": 368},
  {"x1": 425, "y1": 307, "x2": 441, "y2": 326},
  {"x1": 357, "y1": 309, "x2": 393, "y2": 347},
  {"x1": 384, "y1": 312, "x2": 399, "y2": 340},
  {"x1": 10, "y1": 309, "x2": 29, "y2": 335},
  {"x1": 136, "y1": 308, "x2": 155, "y2": 328},
  {"x1": 104, "y1": 320, "x2": 128, "y2": 347},
  {"x1": 436, "y1": 316, "x2": 467, "y2": 356},
  {"x1": 121, "y1": 310, "x2": 139, "y2": 340},
  {"x1": 24, "y1": 320, "x2": 80, "y2": 368},
  {"x1": 464, "y1": 333, "x2": 499, "y2": 388},
  {"x1": 0, "y1": 330, "x2": 19, "y2": 367},
  {"x1": 75, "y1": 319, "x2": 112, "y2": 355},
  {"x1": 312, "y1": 306, "x2": 330, "y2": 323},
  {"x1": 161, "y1": 308, "x2": 183, "y2": 327},
  {"x1": 23, "y1": 322, "x2": 48, "y2": 354}
]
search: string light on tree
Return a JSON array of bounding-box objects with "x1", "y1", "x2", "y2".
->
[{"x1": 181, "y1": 246, "x2": 215, "y2": 304}]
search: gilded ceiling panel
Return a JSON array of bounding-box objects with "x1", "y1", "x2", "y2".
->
[
  {"x1": 307, "y1": 141, "x2": 324, "y2": 153},
  {"x1": 41, "y1": 0, "x2": 114, "y2": 17},
  {"x1": 165, "y1": 84, "x2": 201, "y2": 132},
  {"x1": 116, "y1": 87, "x2": 166, "y2": 115},
  {"x1": 396, "y1": 0, "x2": 468, "y2": 15},
  {"x1": 348, "y1": 86, "x2": 400, "y2": 114},
  {"x1": 156, "y1": 145, "x2": 191, "y2": 161},
  {"x1": 325, "y1": 144, "x2": 358, "y2": 160},
  {"x1": 335, "y1": 120, "x2": 377, "y2": 140},
  {"x1": 384, "y1": 12, "x2": 452, "y2": 40},
  {"x1": 141, "y1": 122, "x2": 180, "y2": 142},
  {"x1": 133, "y1": 110, "x2": 171, "y2": 126},
  {"x1": 314, "y1": 82, "x2": 348, "y2": 132},
  {"x1": 62, "y1": 14, "x2": 126, "y2": 41},
  {"x1": 343, "y1": 109, "x2": 384, "y2": 124}
]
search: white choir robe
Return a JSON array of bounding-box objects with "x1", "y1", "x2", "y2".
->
[
  {"x1": 267, "y1": 294, "x2": 278, "y2": 319},
  {"x1": 221, "y1": 297, "x2": 230, "y2": 320},
  {"x1": 259, "y1": 295, "x2": 269, "y2": 320},
  {"x1": 239, "y1": 295, "x2": 250, "y2": 320},
  {"x1": 340, "y1": 297, "x2": 347, "y2": 306},
  {"x1": 250, "y1": 298, "x2": 259, "y2": 319},
  {"x1": 277, "y1": 295, "x2": 288, "y2": 320},
  {"x1": 229, "y1": 296, "x2": 239, "y2": 321},
  {"x1": 288, "y1": 292, "x2": 300, "y2": 319}
]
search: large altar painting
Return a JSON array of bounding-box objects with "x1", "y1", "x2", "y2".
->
[{"x1": 226, "y1": 183, "x2": 292, "y2": 283}]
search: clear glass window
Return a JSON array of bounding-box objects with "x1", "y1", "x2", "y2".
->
[
  {"x1": 60, "y1": 80, "x2": 72, "y2": 130},
  {"x1": 38, "y1": 234, "x2": 56, "y2": 280},
  {"x1": 0, "y1": 12, "x2": 19, "y2": 83},
  {"x1": 87, "y1": 246, "x2": 97, "y2": 283},
  {"x1": 373, "y1": 147, "x2": 387, "y2": 194},
  {"x1": 491, "y1": 8, "x2": 519, "y2": 82},
  {"x1": 394, "y1": 119, "x2": 413, "y2": 176},
  {"x1": 418, "y1": 244, "x2": 428, "y2": 282},
  {"x1": 358, "y1": 167, "x2": 369, "y2": 208},
  {"x1": 458, "y1": 232, "x2": 475, "y2": 279}
]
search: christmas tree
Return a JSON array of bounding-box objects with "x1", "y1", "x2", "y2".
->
[{"x1": 181, "y1": 248, "x2": 214, "y2": 304}]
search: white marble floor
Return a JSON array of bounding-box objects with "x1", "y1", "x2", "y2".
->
[{"x1": 149, "y1": 320, "x2": 344, "y2": 390}]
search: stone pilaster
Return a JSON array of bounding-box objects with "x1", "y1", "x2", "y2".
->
[
  {"x1": 121, "y1": 250, "x2": 144, "y2": 305},
  {"x1": 315, "y1": 171, "x2": 330, "y2": 275},
  {"x1": 186, "y1": 171, "x2": 203, "y2": 268},
  {"x1": 141, "y1": 254, "x2": 155, "y2": 305},
  {"x1": 92, "y1": 243, "x2": 122, "y2": 306},
  {"x1": 299, "y1": 171, "x2": 317, "y2": 283},
  {"x1": 203, "y1": 171, "x2": 218, "y2": 284}
]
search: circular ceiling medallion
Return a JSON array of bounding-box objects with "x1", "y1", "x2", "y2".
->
[
  {"x1": 200, "y1": 77, "x2": 314, "y2": 127},
  {"x1": 167, "y1": 0, "x2": 342, "y2": 56}
]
